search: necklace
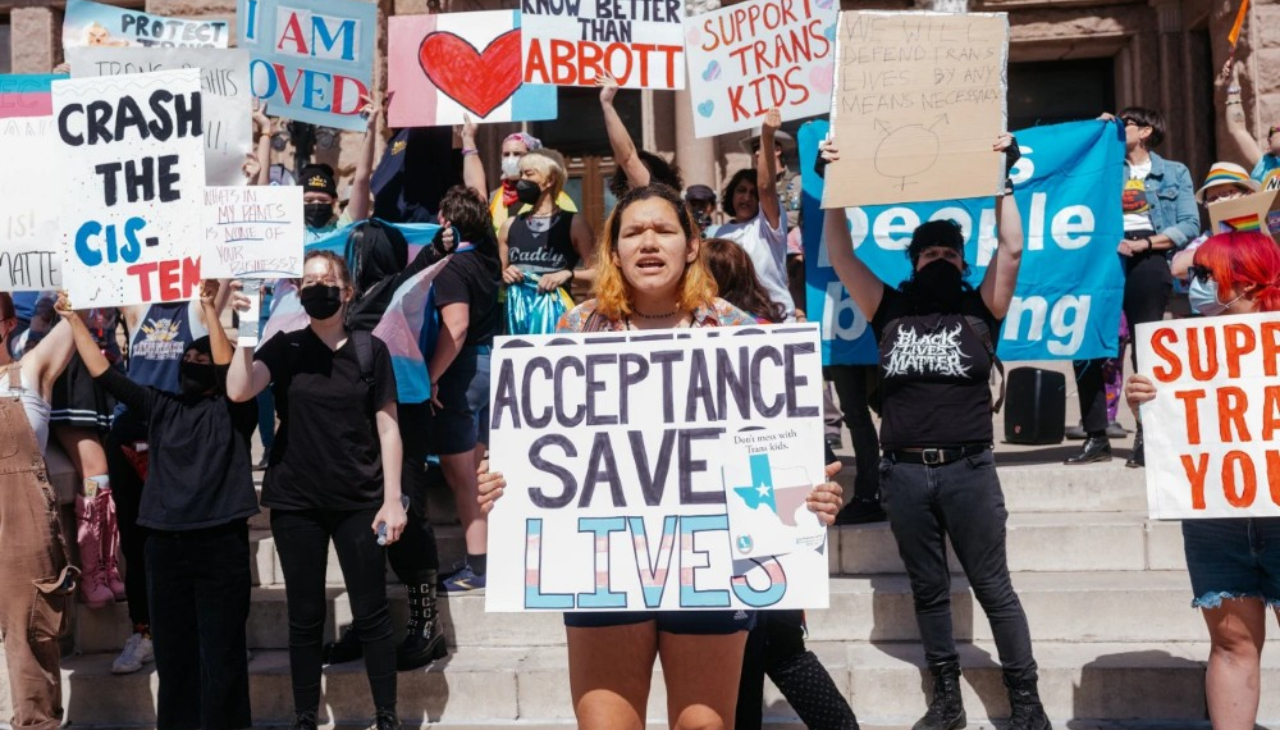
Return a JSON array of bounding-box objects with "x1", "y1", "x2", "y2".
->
[{"x1": 632, "y1": 308, "x2": 678, "y2": 319}]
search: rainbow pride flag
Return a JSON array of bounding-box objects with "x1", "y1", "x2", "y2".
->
[{"x1": 1217, "y1": 214, "x2": 1265, "y2": 233}]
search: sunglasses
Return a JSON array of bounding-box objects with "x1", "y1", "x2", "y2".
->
[
  {"x1": 1187, "y1": 264, "x2": 1214, "y2": 284},
  {"x1": 1121, "y1": 118, "x2": 1142, "y2": 128}
]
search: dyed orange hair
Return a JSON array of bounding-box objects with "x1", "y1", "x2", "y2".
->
[
  {"x1": 1195, "y1": 231, "x2": 1280, "y2": 312},
  {"x1": 592, "y1": 184, "x2": 719, "y2": 319}
]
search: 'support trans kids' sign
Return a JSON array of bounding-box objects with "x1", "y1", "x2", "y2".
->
[
  {"x1": 1138, "y1": 313, "x2": 1280, "y2": 519},
  {"x1": 0, "y1": 117, "x2": 61, "y2": 290},
  {"x1": 521, "y1": 0, "x2": 685, "y2": 89},
  {"x1": 683, "y1": 0, "x2": 838, "y2": 137},
  {"x1": 202, "y1": 186, "x2": 304, "y2": 279},
  {"x1": 52, "y1": 69, "x2": 206, "y2": 308},
  {"x1": 486, "y1": 325, "x2": 831, "y2": 612},
  {"x1": 66, "y1": 47, "x2": 252, "y2": 187},
  {"x1": 822, "y1": 11, "x2": 1008, "y2": 208},
  {"x1": 63, "y1": 0, "x2": 230, "y2": 49},
  {"x1": 238, "y1": 0, "x2": 376, "y2": 132}
]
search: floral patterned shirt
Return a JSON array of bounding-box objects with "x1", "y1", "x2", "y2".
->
[{"x1": 556, "y1": 298, "x2": 755, "y2": 333}]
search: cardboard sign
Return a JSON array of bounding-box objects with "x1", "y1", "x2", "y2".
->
[
  {"x1": 683, "y1": 0, "x2": 839, "y2": 137},
  {"x1": 1208, "y1": 189, "x2": 1280, "y2": 242},
  {"x1": 521, "y1": 0, "x2": 686, "y2": 89},
  {"x1": 238, "y1": 0, "x2": 376, "y2": 132},
  {"x1": 1137, "y1": 313, "x2": 1280, "y2": 519},
  {"x1": 822, "y1": 11, "x2": 1008, "y2": 208},
  {"x1": 485, "y1": 324, "x2": 830, "y2": 613},
  {"x1": 63, "y1": 0, "x2": 230, "y2": 49},
  {"x1": 201, "y1": 186, "x2": 304, "y2": 279},
  {"x1": 388, "y1": 12, "x2": 557, "y2": 128},
  {"x1": 0, "y1": 75, "x2": 66, "y2": 119},
  {"x1": 66, "y1": 47, "x2": 252, "y2": 187},
  {"x1": 0, "y1": 117, "x2": 61, "y2": 290},
  {"x1": 52, "y1": 69, "x2": 206, "y2": 308}
]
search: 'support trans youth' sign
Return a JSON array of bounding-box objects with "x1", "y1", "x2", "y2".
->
[
  {"x1": 486, "y1": 324, "x2": 831, "y2": 612},
  {"x1": 52, "y1": 69, "x2": 206, "y2": 308},
  {"x1": 238, "y1": 0, "x2": 376, "y2": 132},
  {"x1": 63, "y1": 0, "x2": 230, "y2": 49},
  {"x1": 521, "y1": 0, "x2": 685, "y2": 89},
  {"x1": 1137, "y1": 313, "x2": 1280, "y2": 519}
]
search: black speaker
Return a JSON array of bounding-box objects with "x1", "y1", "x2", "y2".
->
[{"x1": 1003, "y1": 367, "x2": 1066, "y2": 445}]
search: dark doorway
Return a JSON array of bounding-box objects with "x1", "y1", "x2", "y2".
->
[{"x1": 1008, "y1": 58, "x2": 1116, "y2": 131}]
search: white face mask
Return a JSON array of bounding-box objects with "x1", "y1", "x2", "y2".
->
[
  {"x1": 501, "y1": 156, "x2": 521, "y2": 180},
  {"x1": 1188, "y1": 276, "x2": 1245, "y2": 317}
]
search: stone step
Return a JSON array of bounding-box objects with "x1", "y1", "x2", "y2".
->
[
  {"x1": 72, "y1": 571, "x2": 1232, "y2": 654},
  {"x1": 62, "y1": 725, "x2": 1213, "y2": 730},
  {"x1": 29, "y1": 641, "x2": 1257, "y2": 726}
]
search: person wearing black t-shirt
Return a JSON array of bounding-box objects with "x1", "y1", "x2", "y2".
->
[
  {"x1": 227, "y1": 251, "x2": 408, "y2": 730},
  {"x1": 61, "y1": 282, "x2": 258, "y2": 730},
  {"x1": 428, "y1": 186, "x2": 502, "y2": 593},
  {"x1": 822, "y1": 136, "x2": 1050, "y2": 730}
]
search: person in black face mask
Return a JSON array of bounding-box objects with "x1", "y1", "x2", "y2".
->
[
  {"x1": 822, "y1": 134, "x2": 1053, "y2": 730},
  {"x1": 300, "y1": 163, "x2": 342, "y2": 234},
  {"x1": 299, "y1": 97, "x2": 381, "y2": 242},
  {"x1": 61, "y1": 281, "x2": 259, "y2": 730}
]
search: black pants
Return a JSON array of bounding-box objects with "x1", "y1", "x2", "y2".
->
[
  {"x1": 388, "y1": 403, "x2": 438, "y2": 582},
  {"x1": 825, "y1": 365, "x2": 881, "y2": 502},
  {"x1": 736, "y1": 611, "x2": 808, "y2": 728},
  {"x1": 146, "y1": 521, "x2": 252, "y2": 730},
  {"x1": 106, "y1": 428, "x2": 150, "y2": 627},
  {"x1": 272, "y1": 508, "x2": 396, "y2": 713},
  {"x1": 880, "y1": 450, "x2": 1037, "y2": 681},
  {"x1": 1074, "y1": 247, "x2": 1171, "y2": 434}
]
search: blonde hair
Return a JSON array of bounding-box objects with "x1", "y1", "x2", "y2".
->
[
  {"x1": 592, "y1": 184, "x2": 718, "y2": 320},
  {"x1": 518, "y1": 149, "x2": 567, "y2": 205}
]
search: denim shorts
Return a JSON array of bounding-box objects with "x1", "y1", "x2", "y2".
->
[
  {"x1": 1183, "y1": 518, "x2": 1280, "y2": 609},
  {"x1": 563, "y1": 610, "x2": 756, "y2": 635},
  {"x1": 427, "y1": 346, "x2": 490, "y2": 455}
]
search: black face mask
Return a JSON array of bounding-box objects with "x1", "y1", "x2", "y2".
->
[
  {"x1": 300, "y1": 284, "x2": 343, "y2": 320},
  {"x1": 515, "y1": 179, "x2": 543, "y2": 206},
  {"x1": 908, "y1": 258, "x2": 966, "y2": 314},
  {"x1": 304, "y1": 203, "x2": 335, "y2": 229},
  {"x1": 179, "y1": 361, "x2": 218, "y2": 397}
]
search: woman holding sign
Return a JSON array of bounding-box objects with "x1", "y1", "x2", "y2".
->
[
  {"x1": 1126, "y1": 231, "x2": 1280, "y2": 730},
  {"x1": 477, "y1": 184, "x2": 844, "y2": 730},
  {"x1": 821, "y1": 135, "x2": 1051, "y2": 730}
]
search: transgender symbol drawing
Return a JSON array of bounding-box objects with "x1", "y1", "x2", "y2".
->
[{"x1": 873, "y1": 114, "x2": 948, "y2": 191}]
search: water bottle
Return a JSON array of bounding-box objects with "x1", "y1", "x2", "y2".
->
[{"x1": 376, "y1": 495, "x2": 411, "y2": 546}]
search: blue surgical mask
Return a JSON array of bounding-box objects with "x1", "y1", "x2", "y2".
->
[{"x1": 1188, "y1": 277, "x2": 1233, "y2": 316}]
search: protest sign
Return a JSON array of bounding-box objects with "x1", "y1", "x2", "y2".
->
[
  {"x1": 822, "y1": 11, "x2": 1008, "y2": 208},
  {"x1": 0, "y1": 117, "x2": 61, "y2": 290},
  {"x1": 388, "y1": 12, "x2": 557, "y2": 128},
  {"x1": 521, "y1": 0, "x2": 685, "y2": 89},
  {"x1": 63, "y1": 0, "x2": 229, "y2": 49},
  {"x1": 1136, "y1": 313, "x2": 1280, "y2": 519},
  {"x1": 486, "y1": 324, "x2": 830, "y2": 613},
  {"x1": 0, "y1": 75, "x2": 65, "y2": 119},
  {"x1": 52, "y1": 69, "x2": 206, "y2": 308},
  {"x1": 800, "y1": 118, "x2": 1126, "y2": 364},
  {"x1": 67, "y1": 47, "x2": 252, "y2": 186},
  {"x1": 238, "y1": 0, "x2": 376, "y2": 132},
  {"x1": 1208, "y1": 189, "x2": 1280, "y2": 242},
  {"x1": 682, "y1": 0, "x2": 838, "y2": 137},
  {"x1": 201, "y1": 186, "x2": 303, "y2": 279}
]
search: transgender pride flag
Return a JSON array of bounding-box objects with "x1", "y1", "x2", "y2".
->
[{"x1": 0, "y1": 74, "x2": 65, "y2": 119}]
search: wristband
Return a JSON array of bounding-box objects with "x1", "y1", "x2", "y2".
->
[
  {"x1": 461, "y1": 148, "x2": 478, "y2": 156},
  {"x1": 1227, "y1": 86, "x2": 1241, "y2": 94}
]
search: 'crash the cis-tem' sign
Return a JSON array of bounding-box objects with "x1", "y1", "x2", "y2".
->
[
  {"x1": 485, "y1": 324, "x2": 830, "y2": 613},
  {"x1": 52, "y1": 69, "x2": 206, "y2": 308},
  {"x1": 1138, "y1": 313, "x2": 1280, "y2": 519},
  {"x1": 238, "y1": 0, "x2": 375, "y2": 132}
]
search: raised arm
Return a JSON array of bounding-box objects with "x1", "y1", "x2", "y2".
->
[
  {"x1": 250, "y1": 100, "x2": 273, "y2": 187},
  {"x1": 597, "y1": 72, "x2": 650, "y2": 190},
  {"x1": 758, "y1": 108, "x2": 782, "y2": 230},
  {"x1": 225, "y1": 341, "x2": 272, "y2": 403},
  {"x1": 20, "y1": 317, "x2": 75, "y2": 403},
  {"x1": 460, "y1": 114, "x2": 488, "y2": 199},
  {"x1": 1219, "y1": 59, "x2": 1264, "y2": 168},
  {"x1": 980, "y1": 133, "x2": 1025, "y2": 320},
  {"x1": 346, "y1": 95, "x2": 380, "y2": 222},
  {"x1": 820, "y1": 142, "x2": 884, "y2": 320},
  {"x1": 199, "y1": 280, "x2": 233, "y2": 366}
]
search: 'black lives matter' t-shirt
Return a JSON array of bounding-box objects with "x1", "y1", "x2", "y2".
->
[
  {"x1": 256, "y1": 328, "x2": 398, "y2": 511},
  {"x1": 872, "y1": 287, "x2": 999, "y2": 450}
]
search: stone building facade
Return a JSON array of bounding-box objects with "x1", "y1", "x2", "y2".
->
[{"x1": 4, "y1": 0, "x2": 1277, "y2": 228}]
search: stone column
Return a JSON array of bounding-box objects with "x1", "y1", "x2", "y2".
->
[
  {"x1": 1149, "y1": 0, "x2": 1191, "y2": 164},
  {"x1": 675, "y1": 87, "x2": 717, "y2": 190},
  {"x1": 1253, "y1": 0, "x2": 1280, "y2": 132},
  {"x1": 11, "y1": 7, "x2": 61, "y2": 73}
]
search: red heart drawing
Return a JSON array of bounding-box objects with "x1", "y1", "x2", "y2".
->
[{"x1": 418, "y1": 29, "x2": 523, "y2": 119}]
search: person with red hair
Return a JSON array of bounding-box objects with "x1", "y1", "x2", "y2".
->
[{"x1": 1127, "y1": 230, "x2": 1280, "y2": 730}]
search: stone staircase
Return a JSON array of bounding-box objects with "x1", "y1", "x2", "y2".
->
[{"x1": 1, "y1": 449, "x2": 1261, "y2": 728}]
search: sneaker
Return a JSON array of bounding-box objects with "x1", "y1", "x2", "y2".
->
[
  {"x1": 112, "y1": 633, "x2": 154, "y2": 674},
  {"x1": 440, "y1": 566, "x2": 486, "y2": 593}
]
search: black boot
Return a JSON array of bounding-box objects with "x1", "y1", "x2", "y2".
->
[
  {"x1": 397, "y1": 572, "x2": 448, "y2": 671},
  {"x1": 912, "y1": 661, "x2": 965, "y2": 730},
  {"x1": 1064, "y1": 434, "x2": 1111, "y2": 465},
  {"x1": 771, "y1": 650, "x2": 860, "y2": 730},
  {"x1": 1004, "y1": 673, "x2": 1051, "y2": 730},
  {"x1": 1125, "y1": 426, "x2": 1145, "y2": 469},
  {"x1": 290, "y1": 711, "x2": 318, "y2": 730},
  {"x1": 372, "y1": 708, "x2": 402, "y2": 730},
  {"x1": 322, "y1": 624, "x2": 362, "y2": 665}
]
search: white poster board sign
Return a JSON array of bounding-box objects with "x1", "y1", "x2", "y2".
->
[
  {"x1": 53, "y1": 69, "x2": 206, "y2": 308},
  {"x1": 1137, "y1": 312, "x2": 1280, "y2": 519},
  {"x1": 0, "y1": 117, "x2": 61, "y2": 290},
  {"x1": 486, "y1": 323, "x2": 830, "y2": 612},
  {"x1": 201, "y1": 186, "x2": 303, "y2": 279}
]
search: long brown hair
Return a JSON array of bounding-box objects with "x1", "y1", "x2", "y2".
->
[{"x1": 702, "y1": 238, "x2": 784, "y2": 322}]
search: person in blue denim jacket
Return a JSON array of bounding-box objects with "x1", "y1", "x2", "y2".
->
[{"x1": 1066, "y1": 108, "x2": 1199, "y2": 468}]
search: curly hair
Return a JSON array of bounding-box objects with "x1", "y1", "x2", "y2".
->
[
  {"x1": 702, "y1": 237, "x2": 784, "y2": 322},
  {"x1": 720, "y1": 168, "x2": 758, "y2": 218}
]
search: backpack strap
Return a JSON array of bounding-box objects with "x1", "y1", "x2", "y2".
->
[
  {"x1": 962, "y1": 315, "x2": 1006, "y2": 414},
  {"x1": 351, "y1": 328, "x2": 377, "y2": 415}
]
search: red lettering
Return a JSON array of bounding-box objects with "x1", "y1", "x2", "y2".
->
[
  {"x1": 659, "y1": 45, "x2": 680, "y2": 88},
  {"x1": 551, "y1": 39, "x2": 578, "y2": 85},
  {"x1": 126, "y1": 262, "x2": 158, "y2": 302},
  {"x1": 1181, "y1": 453, "x2": 1210, "y2": 510},
  {"x1": 272, "y1": 63, "x2": 305, "y2": 106},
  {"x1": 1217, "y1": 386, "x2": 1252, "y2": 442},
  {"x1": 807, "y1": 18, "x2": 830, "y2": 57},
  {"x1": 1269, "y1": 451, "x2": 1280, "y2": 507},
  {"x1": 1174, "y1": 389, "x2": 1207, "y2": 445},
  {"x1": 727, "y1": 84, "x2": 750, "y2": 122},
  {"x1": 700, "y1": 18, "x2": 719, "y2": 52},
  {"x1": 525, "y1": 40, "x2": 551, "y2": 84},
  {"x1": 1150, "y1": 327, "x2": 1181, "y2": 382},
  {"x1": 1265, "y1": 386, "x2": 1280, "y2": 440},
  {"x1": 631, "y1": 43, "x2": 654, "y2": 87},
  {"x1": 579, "y1": 39, "x2": 604, "y2": 82},
  {"x1": 331, "y1": 76, "x2": 369, "y2": 116},
  {"x1": 604, "y1": 42, "x2": 633, "y2": 85},
  {"x1": 779, "y1": 0, "x2": 799, "y2": 25},
  {"x1": 784, "y1": 66, "x2": 809, "y2": 106},
  {"x1": 1188, "y1": 326, "x2": 1219, "y2": 381},
  {"x1": 158, "y1": 259, "x2": 182, "y2": 301},
  {"x1": 1263, "y1": 321, "x2": 1280, "y2": 377},
  {"x1": 181, "y1": 257, "x2": 200, "y2": 299},
  {"x1": 1222, "y1": 450, "x2": 1257, "y2": 508},
  {"x1": 275, "y1": 12, "x2": 309, "y2": 55},
  {"x1": 1224, "y1": 323, "x2": 1256, "y2": 378}
]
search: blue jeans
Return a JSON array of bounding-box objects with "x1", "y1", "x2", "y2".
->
[{"x1": 1183, "y1": 518, "x2": 1280, "y2": 608}]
